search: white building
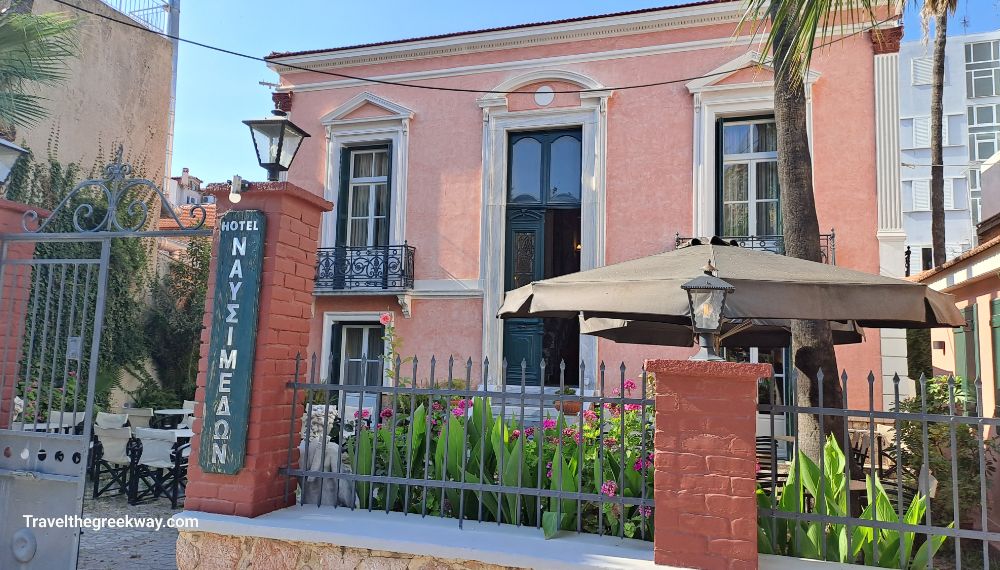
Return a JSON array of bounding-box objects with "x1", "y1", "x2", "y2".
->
[
  {"x1": 166, "y1": 167, "x2": 213, "y2": 206},
  {"x1": 899, "y1": 30, "x2": 1000, "y2": 273}
]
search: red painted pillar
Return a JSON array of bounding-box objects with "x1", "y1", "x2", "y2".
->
[
  {"x1": 184, "y1": 182, "x2": 331, "y2": 517},
  {"x1": 0, "y1": 200, "x2": 49, "y2": 429},
  {"x1": 647, "y1": 359, "x2": 771, "y2": 570}
]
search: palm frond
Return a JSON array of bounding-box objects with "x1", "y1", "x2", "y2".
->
[
  {"x1": 0, "y1": 10, "x2": 77, "y2": 128},
  {"x1": 741, "y1": 0, "x2": 883, "y2": 81}
]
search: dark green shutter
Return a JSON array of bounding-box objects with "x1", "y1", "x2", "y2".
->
[
  {"x1": 991, "y1": 300, "x2": 1000, "y2": 415},
  {"x1": 336, "y1": 150, "x2": 351, "y2": 247},
  {"x1": 379, "y1": 141, "x2": 392, "y2": 246},
  {"x1": 953, "y1": 306, "x2": 979, "y2": 415},
  {"x1": 328, "y1": 323, "x2": 343, "y2": 384}
]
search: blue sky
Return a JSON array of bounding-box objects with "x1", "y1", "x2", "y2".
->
[{"x1": 171, "y1": 0, "x2": 1000, "y2": 184}]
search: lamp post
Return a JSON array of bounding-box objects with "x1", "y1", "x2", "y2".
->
[
  {"x1": 0, "y1": 138, "x2": 27, "y2": 184},
  {"x1": 681, "y1": 262, "x2": 735, "y2": 361},
  {"x1": 243, "y1": 109, "x2": 310, "y2": 182}
]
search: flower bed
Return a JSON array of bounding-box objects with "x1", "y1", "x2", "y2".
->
[{"x1": 326, "y1": 384, "x2": 655, "y2": 540}]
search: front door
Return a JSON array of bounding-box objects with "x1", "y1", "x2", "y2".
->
[{"x1": 502, "y1": 128, "x2": 582, "y2": 386}]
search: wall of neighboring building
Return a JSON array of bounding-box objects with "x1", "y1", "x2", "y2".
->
[
  {"x1": 981, "y1": 151, "x2": 1000, "y2": 221},
  {"x1": 899, "y1": 30, "x2": 1000, "y2": 267},
  {"x1": 16, "y1": 0, "x2": 174, "y2": 181}
]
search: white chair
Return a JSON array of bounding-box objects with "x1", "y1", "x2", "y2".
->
[
  {"x1": 182, "y1": 400, "x2": 197, "y2": 411},
  {"x1": 132, "y1": 427, "x2": 188, "y2": 508},
  {"x1": 92, "y1": 426, "x2": 133, "y2": 499},
  {"x1": 95, "y1": 412, "x2": 128, "y2": 429},
  {"x1": 177, "y1": 413, "x2": 195, "y2": 429}
]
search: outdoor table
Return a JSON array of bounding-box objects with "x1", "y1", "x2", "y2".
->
[
  {"x1": 160, "y1": 428, "x2": 193, "y2": 441},
  {"x1": 153, "y1": 408, "x2": 192, "y2": 429}
]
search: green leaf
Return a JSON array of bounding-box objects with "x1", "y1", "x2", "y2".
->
[
  {"x1": 909, "y1": 523, "x2": 952, "y2": 570},
  {"x1": 355, "y1": 430, "x2": 375, "y2": 509},
  {"x1": 542, "y1": 511, "x2": 561, "y2": 539},
  {"x1": 378, "y1": 426, "x2": 404, "y2": 510}
]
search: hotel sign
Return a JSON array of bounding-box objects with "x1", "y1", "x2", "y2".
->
[{"x1": 200, "y1": 210, "x2": 266, "y2": 474}]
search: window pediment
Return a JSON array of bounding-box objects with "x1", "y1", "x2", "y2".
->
[
  {"x1": 321, "y1": 92, "x2": 415, "y2": 125},
  {"x1": 686, "y1": 51, "x2": 821, "y2": 94}
]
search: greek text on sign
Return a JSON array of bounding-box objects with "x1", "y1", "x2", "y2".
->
[{"x1": 200, "y1": 210, "x2": 266, "y2": 474}]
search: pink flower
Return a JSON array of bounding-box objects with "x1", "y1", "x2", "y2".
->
[
  {"x1": 523, "y1": 427, "x2": 535, "y2": 438},
  {"x1": 511, "y1": 429, "x2": 520, "y2": 440},
  {"x1": 623, "y1": 379, "x2": 637, "y2": 392},
  {"x1": 562, "y1": 428, "x2": 581, "y2": 443},
  {"x1": 624, "y1": 404, "x2": 643, "y2": 412},
  {"x1": 602, "y1": 437, "x2": 618, "y2": 448},
  {"x1": 542, "y1": 419, "x2": 557, "y2": 430},
  {"x1": 354, "y1": 409, "x2": 371, "y2": 419},
  {"x1": 432, "y1": 401, "x2": 443, "y2": 411},
  {"x1": 583, "y1": 410, "x2": 598, "y2": 423},
  {"x1": 601, "y1": 480, "x2": 618, "y2": 497},
  {"x1": 68, "y1": 371, "x2": 77, "y2": 378},
  {"x1": 639, "y1": 505, "x2": 653, "y2": 518},
  {"x1": 603, "y1": 403, "x2": 620, "y2": 415},
  {"x1": 380, "y1": 408, "x2": 394, "y2": 419},
  {"x1": 451, "y1": 407, "x2": 464, "y2": 418},
  {"x1": 379, "y1": 312, "x2": 393, "y2": 326},
  {"x1": 546, "y1": 461, "x2": 553, "y2": 479}
]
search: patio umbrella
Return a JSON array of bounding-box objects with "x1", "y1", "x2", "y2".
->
[
  {"x1": 579, "y1": 316, "x2": 865, "y2": 348},
  {"x1": 498, "y1": 239, "x2": 964, "y2": 329}
]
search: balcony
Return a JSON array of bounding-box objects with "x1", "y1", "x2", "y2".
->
[
  {"x1": 315, "y1": 244, "x2": 415, "y2": 293},
  {"x1": 674, "y1": 231, "x2": 836, "y2": 264}
]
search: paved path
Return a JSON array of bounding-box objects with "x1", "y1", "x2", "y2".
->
[{"x1": 78, "y1": 494, "x2": 182, "y2": 570}]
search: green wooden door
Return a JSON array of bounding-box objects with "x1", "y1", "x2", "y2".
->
[
  {"x1": 953, "y1": 305, "x2": 979, "y2": 415},
  {"x1": 503, "y1": 209, "x2": 545, "y2": 384}
]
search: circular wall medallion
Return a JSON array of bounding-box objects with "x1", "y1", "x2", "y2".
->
[{"x1": 534, "y1": 85, "x2": 555, "y2": 106}]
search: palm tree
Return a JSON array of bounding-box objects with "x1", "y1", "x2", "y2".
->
[
  {"x1": 0, "y1": 9, "x2": 77, "y2": 135},
  {"x1": 924, "y1": 3, "x2": 957, "y2": 266},
  {"x1": 741, "y1": 0, "x2": 882, "y2": 460}
]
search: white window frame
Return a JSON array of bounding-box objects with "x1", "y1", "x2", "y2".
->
[
  {"x1": 687, "y1": 51, "x2": 819, "y2": 236},
  {"x1": 339, "y1": 324, "x2": 385, "y2": 385},
  {"x1": 970, "y1": 130, "x2": 1000, "y2": 161},
  {"x1": 968, "y1": 68, "x2": 1000, "y2": 98},
  {"x1": 719, "y1": 118, "x2": 780, "y2": 236},
  {"x1": 968, "y1": 103, "x2": 1000, "y2": 128},
  {"x1": 907, "y1": 178, "x2": 960, "y2": 211},
  {"x1": 320, "y1": 92, "x2": 412, "y2": 248},
  {"x1": 319, "y1": 312, "x2": 391, "y2": 386},
  {"x1": 344, "y1": 147, "x2": 390, "y2": 247}
]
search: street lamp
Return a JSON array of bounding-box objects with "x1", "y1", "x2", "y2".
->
[
  {"x1": 243, "y1": 109, "x2": 310, "y2": 181},
  {"x1": 0, "y1": 138, "x2": 27, "y2": 183},
  {"x1": 681, "y1": 262, "x2": 735, "y2": 361}
]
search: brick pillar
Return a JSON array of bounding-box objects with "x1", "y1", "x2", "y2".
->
[
  {"x1": 184, "y1": 182, "x2": 331, "y2": 517},
  {"x1": 0, "y1": 200, "x2": 49, "y2": 429},
  {"x1": 647, "y1": 359, "x2": 771, "y2": 570}
]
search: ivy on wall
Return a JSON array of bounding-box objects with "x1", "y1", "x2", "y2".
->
[{"x1": 4, "y1": 146, "x2": 157, "y2": 410}]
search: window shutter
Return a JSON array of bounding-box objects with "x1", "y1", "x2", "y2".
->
[
  {"x1": 912, "y1": 180, "x2": 931, "y2": 210},
  {"x1": 991, "y1": 300, "x2": 1000, "y2": 414},
  {"x1": 944, "y1": 179, "x2": 955, "y2": 210},
  {"x1": 942, "y1": 117, "x2": 950, "y2": 146},
  {"x1": 912, "y1": 58, "x2": 933, "y2": 85},
  {"x1": 336, "y1": 149, "x2": 351, "y2": 247},
  {"x1": 379, "y1": 141, "x2": 393, "y2": 246},
  {"x1": 913, "y1": 116, "x2": 931, "y2": 148},
  {"x1": 328, "y1": 323, "x2": 343, "y2": 384}
]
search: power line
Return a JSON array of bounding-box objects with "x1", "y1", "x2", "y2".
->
[{"x1": 50, "y1": 0, "x2": 897, "y2": 95}]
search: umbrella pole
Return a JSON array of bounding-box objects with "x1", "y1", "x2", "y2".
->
[{"x1": 690, "y1": 333, "x2": 724, "y2": 361}]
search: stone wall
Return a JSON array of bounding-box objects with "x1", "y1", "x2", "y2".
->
[{"x1": 176, "y1": 532, "x2": 521, "y2": 570}]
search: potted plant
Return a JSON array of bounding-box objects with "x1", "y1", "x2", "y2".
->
[{"x1": 553, "y1": 387, "x2": 581, "y2": 415}]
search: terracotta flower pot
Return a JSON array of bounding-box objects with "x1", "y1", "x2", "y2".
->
[{"x1": 554, "y1": 400, "x2": 582, "y2": 415}]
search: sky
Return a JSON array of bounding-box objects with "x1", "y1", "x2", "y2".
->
[{"x1": 169, "y1": 0, "x2": 1000, "y2": 184}]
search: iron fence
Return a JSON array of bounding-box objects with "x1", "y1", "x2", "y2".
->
[
  {"x1": 281, "y1": 354, "x2": 655, "y2": 541},
  {"x1": 757, "y1": 369, "x2": 1000, "y2": 568},
  {"x1": 675, "y1": 231, "x2": 836, "y2": 264},
  {"x1": 315, "y1": 244, "x2": 415, "y2": 292}
]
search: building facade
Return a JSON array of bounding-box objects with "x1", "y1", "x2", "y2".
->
[
  {"x1": 898, "y1": 30, "x2": 1000, "y2": 272},
  {"x1": 264, "y1": 1, "x2": 903, "y2": 406},
  {"x1": 14, "y1": 0, "x2": 179, "y2": 184}
]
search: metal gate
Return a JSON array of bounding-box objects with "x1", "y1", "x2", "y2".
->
[{"x1": 0, "y1": 149, "x2": 210, "y2": 568}]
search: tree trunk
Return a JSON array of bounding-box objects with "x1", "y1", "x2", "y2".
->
[
  {"x1": 930, "y1": 13, "x2": 948, "y2": 266},
  {"x1": 771, "y1": 16, "x2": 845, "y2": 462}
]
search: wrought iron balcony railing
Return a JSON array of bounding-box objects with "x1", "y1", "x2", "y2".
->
[
  {"x1": 674, "y1": 231, "x2": 836, "y2": 265},
  {"x1": 315, "y1": 244, "x2": 415, "y2": 292}
]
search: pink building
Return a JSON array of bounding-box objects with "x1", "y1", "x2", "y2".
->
[{"x1": 264, "y1": 1, "x2": 906, "y2": 408}]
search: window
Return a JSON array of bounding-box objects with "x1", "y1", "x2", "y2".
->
[
  {"x1": 327, "y1": 323, "x2": 385, "y2": 386},
  {"x1": 921, "y1": 247, "x2": 933, "y2": 271},
  {"x1": 966, "y1": 41, "x2": 1000, "y2": 98},
  {"x1": 910, "y1": 115, "x2": 960, "y2": 148},
  {"x1": 912, "y1": 57, "x2": 933, "y2": 85},
  {"x1": 717, "y1": 117, "x2": 780, "y2": 237},
  {"x1": 970, "y1": 131, "x2": 1000, "y2": 161},
  {"x1": 908, "y1": 179, "x2": 957, "y2": 210},
  {"x1": 969, "y1": 103, "x2": 1000, "y2": 128},
  {"x1": 337, "y1": 146, "x2": 391, "y2": 247}
]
